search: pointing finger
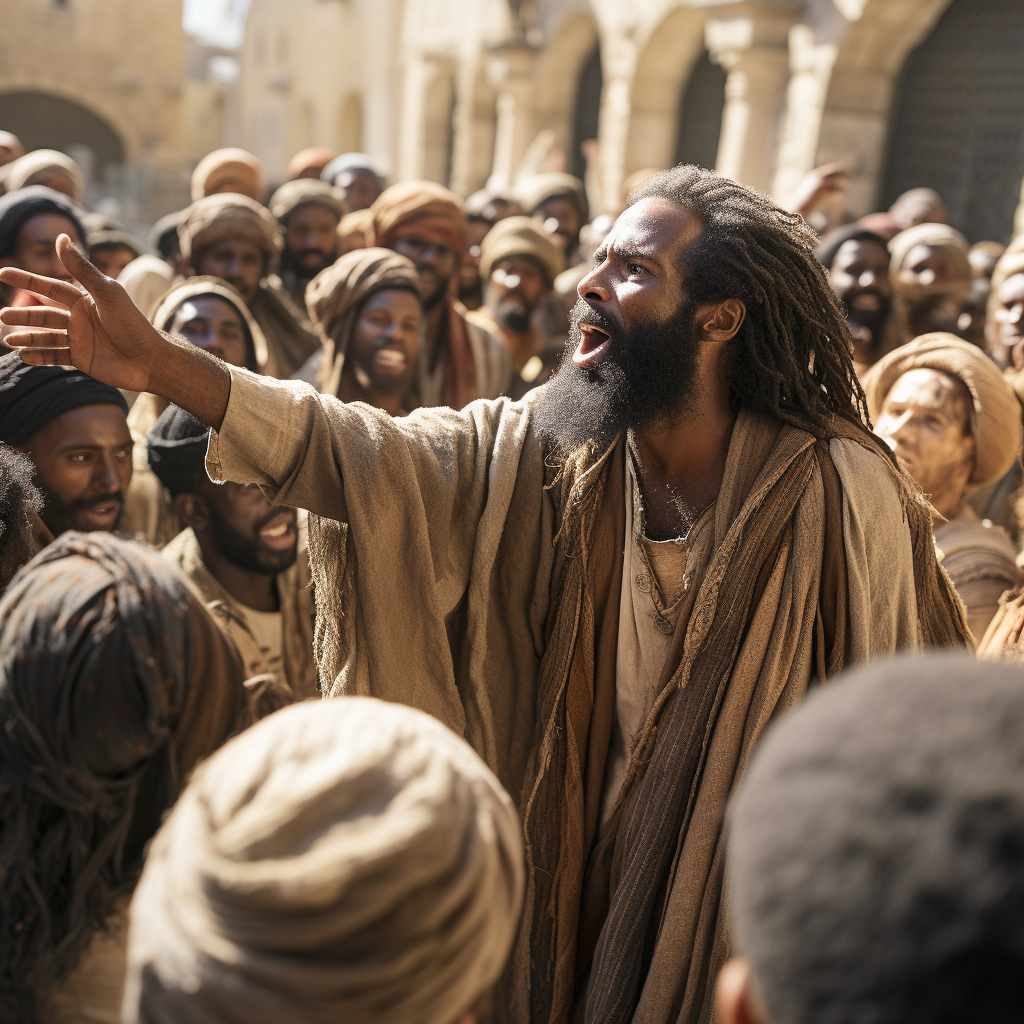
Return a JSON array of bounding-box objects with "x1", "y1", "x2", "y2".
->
[
  {"x1": 0, "y1": 306, "x2": 71, "y2": 330},
  {"x1": 0, "y1": 266, "x2": 81, "y2": 308}
]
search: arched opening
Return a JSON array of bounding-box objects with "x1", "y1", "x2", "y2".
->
[
  {"x1": 625, "y1": 6, "x2": 708, "y2": 175},
  {"x1": 0, "y1": 91, "x2": 125, "y2": 184},
  {"x1": 571, "y1": 44, "x2": 602, "y2": 180},
  {"x1": 674, "y1": 51, "x2": 727, "y2": 169},
  {"x1": 336, "y1": 92, "x2": 363, "y2": 153},
  {"x1": 881, "y1": 0, "x2": 1024, "y2": 242}
]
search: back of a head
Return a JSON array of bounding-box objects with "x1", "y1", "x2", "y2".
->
[
  {"x1": 123, "y1": 696, "x2": 525, "y2": 1024},
  {"x1": 729, "y1": 652, "x2": 1024, "y2": 1024},
  {"x1": 0, "y1": 442, "x2": 41, "y2": 591},
  {"x1": 628, "y1": 165, "x2": 864, "y2": 432}
]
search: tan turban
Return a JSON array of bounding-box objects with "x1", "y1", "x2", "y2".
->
[
  {"x1": 516, "y1": 171, "x2": 589, "y2": 222},
  {"x1": 190, "y1": 148, "x2": 264, "y2": 203},
  {"x1": 285, "y1": 146, "x2": 335, "y2": 181},
  {"x1": 151, "y1": 276, "x2": 270, "y2": 373},
  {"x1": 178, "y1": 193, "x2": 282, "y2": 263},
  {"x1": 117, "y1": 254, "x2": 175, "y2": 319},
  {"x1": 889, "y1": 223, "x2": 970, "y2": 277},
  {"x1": 863, "y1": 332, "x2": 1022, "y2": 488},
  {"x1": 122, "y1": 696, "x2": 525, "y2": 1024},
  {"x1": 0, "y1": 130, "x2": 24, "y2": 167},
  {"x1": 268, "y1": 178, "x2": 346, "y2": 224},
  {"x1": 371, "y1": 179, "x2": 466, "y2": 257},
  {"x1": 989, "y1": 235, "x2": 1024, "y2": 300},
  {"x1": 339, "y1": 207, "x2": 373, "y2": 254},
  {"x1": 3, "y1": 149, "x2": 85, "y2": 202},
  {"x1": 305, "y1": 247, "x2": 419, "y2": 396},
  {"x1": 479, "y1": 215, "x2": 563, "y2": 285}
]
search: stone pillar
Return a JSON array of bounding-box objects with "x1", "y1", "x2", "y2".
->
[
  {"x1": 705, "y1": 3, "x2": 800, "y2": 193},
  {"x1": 484, "y1": 45, "x2": 538, "y2": 190}
]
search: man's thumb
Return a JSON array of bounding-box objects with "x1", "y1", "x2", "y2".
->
[{"x1": 57, "y1": 233, "x2": 109, "y2": 294}]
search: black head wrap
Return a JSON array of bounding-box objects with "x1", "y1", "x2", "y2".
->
[
  {"x1": 0, "y1": 351, "x2": 129, "y2": 446},
  {"x1": 148, "y1": 210, "x2": 183, "y2": 261},
  {"x1": 146, "y1": 404, "x2": 211, "y2": 497},
  {"x1": 0, "y1": 184, "x2": 86, "y2": 258},
  {"x1": 813, "y1": 223, "x2": 889, "y2": 271},
  {"x1": 0, "y1": 531, "x2": 245, "y2": 1023},
  {"x1": 729, "y1": 652, "x2": 1024, "y2": 1024}
]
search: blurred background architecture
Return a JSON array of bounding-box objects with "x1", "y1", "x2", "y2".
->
[{"x1": 2, "y1": 0, "x2": 1023, "y2": 242}]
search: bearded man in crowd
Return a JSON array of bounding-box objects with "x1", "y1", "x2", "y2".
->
[
  {"x1": 268, "y1": 178, "x2": 346, "y2": 307},
  {"x1": 1, "y1": 164, "x2": 970, "y2": 1024},
  {"x1": 519, "y1": 171, "x2": 589, "y2": 263},
  {"x1": 0, "y1": 353, "x2": 132, "y2": 549},
  {"x1": 371, "y1": 180, "x2": 512, "y2": 407},
  {"x1": 2, "y1": 149, "x2": 85, "y2": 203},
  {"x1": 814, "y1": 224, "x2": 894, "y2": 374},
  {"x1": 865, "y1": 334, "x2": 1020, "y2": 640},
  {"x1": 322, "y1": 152, "x2": 387, "y2": 211},
  {"x1": 148, "y1": 404, "x2": 317, "y2": 700},
  {"x1": 889, "y1": 222, "x2": 971, "y2": 344},
  {"x1": 81, "y1": 211, "x2": 142, "y2": 281},
  {"x1": 471, "y1": 215, "x2": 565, "y2": 395},
  {"x1": 179, "y1": 193, "x2": 321, "y2": 378}
]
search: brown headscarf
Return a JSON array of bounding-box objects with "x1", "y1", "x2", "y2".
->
[
  {"x1": 190, "y1": 148, "x2": 264, "y2": 203},
  {"x1": 178, "y1": 193, "x2": 281, "y2": 264},
  {"x1": 339, "y1": 207, "x2": 374, "y2": 254},
  {"x1": 268, "y1": 178, "x2": 347, "y2": 225},
  {"x1": 370, "y1": 179, "x2": 466, "y2": 255},
  {"x1": 285, "y1": 146, "x2": 335, "y2": 181},
  {"x1": 305, "y1": 247, "x2": 420, "y2": 397},
  {"x1": 370, "y1": 182, "x2": 479, "y2": 408},
  {"x1": 479, "y1": 215, "x2": 564, "y2": 284},
  {"x1": 123, "y1": 697, "x2": 525, "y2": 1024},
  {"x1": 151, "y1": 276, "x2": 270, "y2": 373},
  {"x1": 0, "y1": 532, "x2": 246, "y2": 1024},
  {"x1": 863, "y1": 332, "x2": 1022, "y2": 489},
  {"x1": 2, "y1": 149, "x2": 85, "y2": 203}
]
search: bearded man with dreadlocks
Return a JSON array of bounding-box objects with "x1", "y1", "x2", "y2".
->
[{"x1": 1, "y1": 166, "x2": 971, "y2": 1024}]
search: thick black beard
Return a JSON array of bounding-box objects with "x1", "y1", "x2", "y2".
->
[
  {"x1": 845, "y1": 293, "x2": 892, "y2": 351},
  {"x1": 206, "y1": 502, "x2": 297, "y2": 577},
  {"x1": 41, "y1": 489, "x2": 124, "y2": 536},
  {"x1": 281, "y1": 245, "x2": 336, "y2": 282},
  {"x1": 422, "y1": 274, "x2": 452, "y2": 312},
  {"x1": 493, "y1": 296, "x2": 533, "y2": 334},
  {"x1": 534, "y1": 297, "x2": 701, "y2": 455}
]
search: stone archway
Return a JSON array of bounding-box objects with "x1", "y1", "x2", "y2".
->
[
  {"x1": 0, "y1": 90, "x2": 125, "y2": 185},
  {"x1": 624, "y1": 5, "x2": 709, "y2": 176},
  {"x1": 881, "y1": 0, "x2": 1024, "y2": 243},
  {"x1": 812, "y1": 0, "x2": 953, "y2": 215}
]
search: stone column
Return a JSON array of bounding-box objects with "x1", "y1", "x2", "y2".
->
[
  {"x1": 484, "y1": 45, "x2": 538, "y2": 190},
  {"x1": 705, "y1": 2, "x2": 800, "y2": 193}
]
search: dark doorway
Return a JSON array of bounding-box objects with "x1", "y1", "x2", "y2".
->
[
  {"x1": 674, "y1": 50, "x2": 727, "y2": 170},
  {"x1": 0, "y1": 91, "x2": 125, "y2": 182},
  {"x1": 571, "y1": 44, "x2": 602, "y2": 181},
  {"x1": 882, "y1": 0, "x2": 1024, "y2": 243}
]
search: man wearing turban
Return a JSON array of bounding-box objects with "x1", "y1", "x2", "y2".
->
[
  {"x1": 285, "y1": 146, "x2": 335, "y2": 182},
  {"x1": 0, "y1": 352, "x2": 132, "y2": 548},
  {"x1": 81, "y1": 211, "x2": 142, "y2": 281},
  {"x1": 148, "y1": 403, "x2": 317, "y2": 700},
  {"x1": 267, "y1": 177, "x2": 346, "y2": 306},
  {"x1": 1, "y1": 148, "x2": 85, "y2": 203},
  {"x1": 178, "y1": 193, "x2": 321, "y2": 379},
  {"x1": 322, "y1": 152, "x2": 387, "y2": 211},
  {"x1": 301, "y1": 247, "x2": 423, "y2": 412},
  {"x1": 470, "y1": 215, "x2": 566, "y2": 395},
  {"x1": 371, "y1": 180, "x2": 512, "y2": 408},
  {"x1": 889, "y1": 222, "x2": 971, "y2": 344},
  {"x1": 517, "y1": 172, "x2": 589, "y2": 262},
  {"x1": 2, "y1": 166, "x2": 970, "y2": 1024},
  {"x1": 190, "y1": 147, "x2": 264, "y2": 203},
  {"x1": 0, "y1": 532, "x2": 248, "y2": 1024},
  {"x1": 865, "y1": 333, "x2": 1021, "y2": 639}
]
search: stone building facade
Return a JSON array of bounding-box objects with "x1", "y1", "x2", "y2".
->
[{"x1": 236, "y1": 0, "x2": 1024, "y2": 244}]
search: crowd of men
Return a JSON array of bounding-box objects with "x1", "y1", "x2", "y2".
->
[{"x1": 1, "y1": 127, "x2": 1023, "y2": 1024}]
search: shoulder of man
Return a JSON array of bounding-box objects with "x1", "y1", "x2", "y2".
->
[
  {"x1": 460, "y1": 307, "x2": 515, "y2": 398},
  {"x1": 161, "y1": 527, "x2": 227, "y2": 606}
]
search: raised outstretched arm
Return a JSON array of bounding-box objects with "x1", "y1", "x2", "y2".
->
[{"x1": 0, "y1": 234, "x2": 231, "y2": 428}]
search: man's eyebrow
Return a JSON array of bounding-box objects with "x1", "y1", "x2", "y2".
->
[
  {"x1": 56, "y1": 440, "x2": 134, "y2": 454},
  {"x1": 613, "y1": 243, "x2": 662, "y2": 266}
]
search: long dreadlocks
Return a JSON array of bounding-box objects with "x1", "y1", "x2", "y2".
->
[{"x1": 628, "y1": 165, "x2": 870, "y2": 433}]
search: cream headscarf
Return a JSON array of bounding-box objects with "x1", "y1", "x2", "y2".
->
[
  {"x1": 177, "y1": 193, "x2": 282, "y2": 264},
  {"x1": 190, "y1": 148, "x2": 264, "y2": 203},
  {"x1": 122, "y1": 696, "x2": 525, "y2": 1024},
  {"x1": 863, "y1": 332, "x2": 1022, "y2": 489},
  {"x1": 2, "y1": 149, "x2": 85, "y2": 203}
]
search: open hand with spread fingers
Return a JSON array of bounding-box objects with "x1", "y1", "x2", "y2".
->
[
  {"x1": 0, "y1": 233, "x2": 231, "y2": 427},
  {"x1": 0, "y1": 233, "x2": 163, "y2": 394}
]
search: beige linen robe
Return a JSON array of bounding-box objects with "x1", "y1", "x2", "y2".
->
[{"x1": 207, "y1": 367, "x2": 959, "y2": 1024}]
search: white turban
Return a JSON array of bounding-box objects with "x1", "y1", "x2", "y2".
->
[{"x1": 123, "y1": 697, "x2": 525, "y2": 1024}]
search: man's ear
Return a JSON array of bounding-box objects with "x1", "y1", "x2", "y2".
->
[
  {"x1": 699, "y1": 298, "x2": 746, "y2": 344},
  {"x1": 175, "y1": 492, "x2": 209, "y2": 531},
  {"x1": 715, "y1": 958, "x2": 771, "y2": 1024}
]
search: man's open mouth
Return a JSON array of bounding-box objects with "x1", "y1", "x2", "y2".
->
[
  {"x1": 573, "y1": 322, "x2": 612, "y2": 369},
  {"x1": 259, "y1": 512, "x2": 297, "y2": 551}
]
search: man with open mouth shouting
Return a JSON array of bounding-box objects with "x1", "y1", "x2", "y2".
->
[{"x1": 0, "y1": 165, "x2": 970, "y2": 1024}]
